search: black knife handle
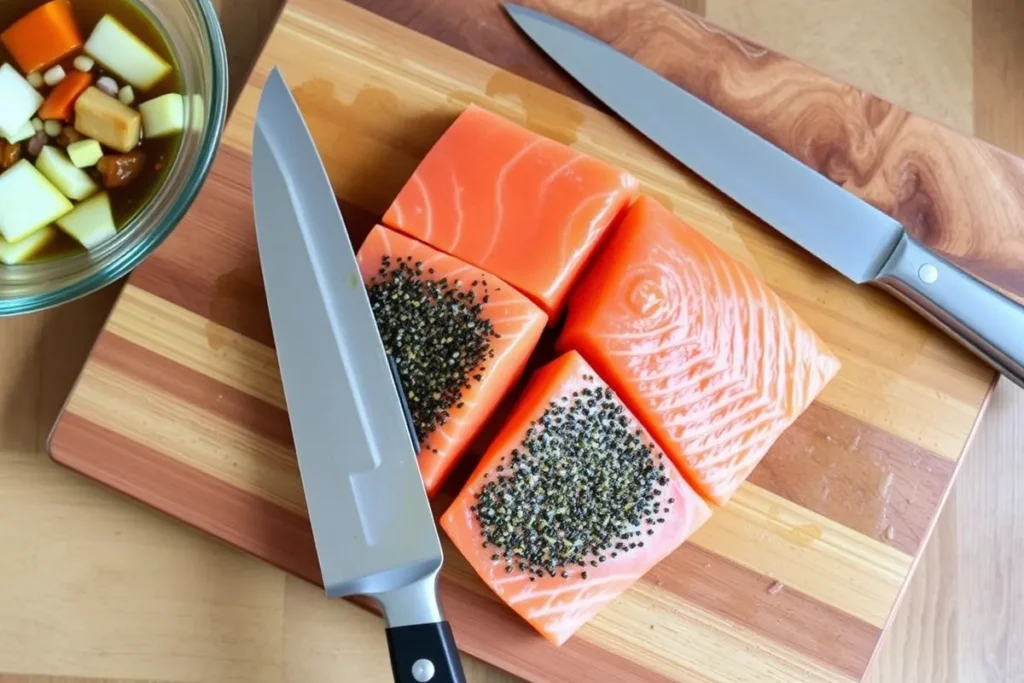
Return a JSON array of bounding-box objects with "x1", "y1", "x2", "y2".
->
[{"x1": 385, "y1": 621, "x2": 467, "y2": 683}]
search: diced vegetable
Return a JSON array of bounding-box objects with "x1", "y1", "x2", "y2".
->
[
  {"x1": 97, "y1": 151, "x2": 144, "y2": 189},
  {"x1": 0, "y1": 0, "x2": 83, "y2": 75},
  {"x1": 43, "y1": 65, "x2": 66, "y2": 87},
  {"x1": 0, "y1": 141, "x2": 22, "y2": 171},
  {"x1": 31, "y1": 117, "x2": 44, "y2": 132},
  {"x1": 118, "y1": 85, "x2": 135, "y2": 106},
  {"x1": 67, "y1": 139, "x2": 103, "y2": 168},
  {"x1": 0, "y1": 225, "x2": 58, "y2": 265},
  {"x1": 5, "y1": 120, "x2": 35, "y2": 145},
  {"x1": 73, "y1": 55, "x2": 95, "y2": 72},
  {"x1": 36, "y1": 145, "x2": 98, "y2": 200},
  {"x1": 139, "y1": 94, "x2": 184, "y2": 139},
  {"x1": 39, "y1": 71, "x2": 93, "y2": 122},
  {"x1": 43, "y1": 120, "x2": 63, "y2": 137},
  {"x1": 73, "y1": 86, "x2": 141, "y2": 153},
  {"x1": 56, "y1": 191, "x2": 116, "y2": 248},
  {"x1": 190, "y1": 94, "x2": 205, "y2": 132},
  {"x1": 27, "y1": 71, "x2": 44, "y2": 88},
  {"x1": 96, "y1": 75, "x2": 118, "y2": 97},
  {"x1": 0, "y1": 63, "x2": 44, "y2": 141},
  {"x1": 83, "y1": 15, "x2": 171, "y2": 90},
  {"x1": 0, "y1": 159, "x2": 73, "y2": 242}
]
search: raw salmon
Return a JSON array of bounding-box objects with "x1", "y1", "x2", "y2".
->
[
  {"x1": 357, "y1": 225, "x2": 547, "y2": 497},
  {"x1": 382, "y1": 104, "x2": 639, "y2": 319},
  {"x1": 558, "y1": 196, "x2": 841, "y2": 506},
  {"x1": 440, "y1": 350, "x2": 711, "y2": 646}
]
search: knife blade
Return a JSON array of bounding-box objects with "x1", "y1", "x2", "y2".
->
[
  {"x1": 252, "y1": 67, "x2": 466, "y2": 683},
  {"x1": 504, "y1": 3, "x2": 1024, "y2": 388}
]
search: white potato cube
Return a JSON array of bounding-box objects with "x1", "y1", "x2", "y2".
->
[
  {"x1": 0, "y1": 225, "x2": 57, "y2": 265},
  {"x1": 0, "y1": 63, "x2": 44, "y2": 141},
  {"x1": 84, "y1": 15, "x2": 172, "y2": 90},
  {"x1": 139, "y1": 93, "x2": 184, "y2": 139},
  {"x1": 57, "y1": 192, "x2": 117, "y2": 249},
  {"x1": 5, "y1": 119, "x2": 36, "y2": 144},
  {"x1": 0, "y1": 160, "x2": 73, "y2": 243},
  {"x1": 36, "y1": 146, "x2": 99, "y2": 201},
  {"x1": 67, "y1": 139, "x2": 104, "y2": 168},
  {"x1": 26, "y1": 71, "x2": 44, "y2": 88}
]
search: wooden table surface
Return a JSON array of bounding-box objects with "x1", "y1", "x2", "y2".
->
[{"x1": 0, "y1": 1, "x2": 1021, "y2": 682}]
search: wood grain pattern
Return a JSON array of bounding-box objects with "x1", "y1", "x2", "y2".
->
[
  {"x1": 346, "y1": 0, "x2": 1024, "y2": 305},
  {"x1": 42, "y1": 0, "x2": 1002, "y2": 681}
]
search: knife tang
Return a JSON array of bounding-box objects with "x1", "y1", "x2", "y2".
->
[{"x1": 875, "y1": 234, "x2": 1024, "y2": 388}]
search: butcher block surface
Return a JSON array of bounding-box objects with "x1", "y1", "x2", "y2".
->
[{"x1": 48, "y1": 1, "x2": 1001, "y2": 682}]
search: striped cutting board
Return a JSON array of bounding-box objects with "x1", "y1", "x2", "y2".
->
[{"x1": 50, "y1": 0, "x2": 998, "y2": 681}]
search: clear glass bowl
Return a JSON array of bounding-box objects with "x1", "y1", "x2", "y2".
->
[{"x1": 0, "y1": 0, "x2": 228, "y2": 316}]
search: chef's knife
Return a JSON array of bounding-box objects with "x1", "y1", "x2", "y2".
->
[
  {"x1": 504, "y1": 4, "x2": 1024, "y2": 388},
  {"x1": 252, "y1": 67, "x2": 466, "y2": 683}
]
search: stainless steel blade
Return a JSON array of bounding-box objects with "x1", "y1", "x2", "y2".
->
[
  {"x1": 252, "y1": 68, "x2": 443, "y2": 618},
  {"x1": 503, "y1": 4, "x2": 904, "y2": 284}
]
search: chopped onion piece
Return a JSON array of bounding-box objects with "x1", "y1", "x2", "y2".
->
[
  {"x1": 26, "y1": 71, "x2": 44, "y2": 89},
  {"x1": 96, "y1": 76, "x2": 119, "y2": 97},
  {"x1": 118, "y1": 85, "x2": 135, "y2": 106},
  {"x1": 73, "y1": 55, "x2": 96, "y2": 73},
  {"x1": 43, "y1": 66, "x2": 66, "y2": 87},
  {"x1": 44, "y1": 120, "x2": 63, "y2": 138}
]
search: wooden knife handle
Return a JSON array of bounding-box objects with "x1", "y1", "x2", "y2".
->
[{"x1": 385, "y1": 621, "x2": 468, "y2": 683}]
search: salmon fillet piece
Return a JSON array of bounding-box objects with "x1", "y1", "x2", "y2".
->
[
  {"x1": 383, "y1": 104, "x2": 639, "y2": 319},
  {"x1": 357, "y1": 225, "x2": 547, "y2": 496},
  {"x1": 558, "y1": 196, "x2": 841, "y2": 506},
  {"x1": 440, "y1": 350, "x2": 711, "y2": 646}
]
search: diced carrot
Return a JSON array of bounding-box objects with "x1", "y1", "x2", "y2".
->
[
  {"x1": 1, "y1": 0, "x2": 83, "y2": 75},
  {"x1": 38, "y1": 71, "x2": 93, "y2": 121}
]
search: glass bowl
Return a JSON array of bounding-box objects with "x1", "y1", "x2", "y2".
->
[{"x1": 0, "y1": 0, "x2": 229, "y2": 316}]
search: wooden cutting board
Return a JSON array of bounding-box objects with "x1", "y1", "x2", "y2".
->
[{"x1": 49, "y1": 0, "x2": 1004, "y2": 681}]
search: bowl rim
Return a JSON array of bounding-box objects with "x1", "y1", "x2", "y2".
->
[{"x1": 0, "y1": 0, "x2": 230, "y2": 317}]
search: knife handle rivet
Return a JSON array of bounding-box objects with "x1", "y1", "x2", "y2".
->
[
  {"x1": 412, "y1": 658, "x2": 436, "y2": 682},
  {"x1": 918, "y1": 263, "x2": 939, "y2": 285}
]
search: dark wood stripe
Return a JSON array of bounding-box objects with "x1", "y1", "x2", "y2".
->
[
  {"x1": 647, "y1": 543, "x2": 876, "y2": 679},
  {"x1": 50, "y1": 414, "x2": 683, "y2": 683},
  {"x1": 92, "y1": 330, "x2": 295, "y2": 449},
  {"x1": 751, "y1": 402, "x2": 956, "y2": 555},
  {"x1": 49, "y1": 413, "x2": 322, "y2": 586}
]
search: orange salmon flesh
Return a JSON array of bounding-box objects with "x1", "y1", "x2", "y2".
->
[
  {"x1": 558, "y1": 196, "x2": 841, "y2": 506},
  {"x1": 383, "y1": 104, "x2": 639, "y2": 320},
  {"x1": 357, "y1": 225, "x2": 547, "y2": 497},
  {"x1": 440, "y1": 350, "x2": 712, "y2": 646}
]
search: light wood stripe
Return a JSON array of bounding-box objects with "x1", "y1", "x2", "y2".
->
[
  {"x1": 64, "y1": 362, "x2": 305, "y2": 517},
  {"x1": 437, "y1": 530, "x2": 861, "y2": 683},
  {"x1": 107, "y1": 286, "x2": 286, "y2": 409},
  {"x1": 693, "y1": 486, "x2": 909, "y2": 627},
  {"x1": 585, "y1": 582, "x2": 854, "y2": 683},
  {"x1": 206, "y1": 4, "x2": 988, "y2": 463},
  {"x1": 86, "y1": 292, "x2": 908, "y2": 626}
]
